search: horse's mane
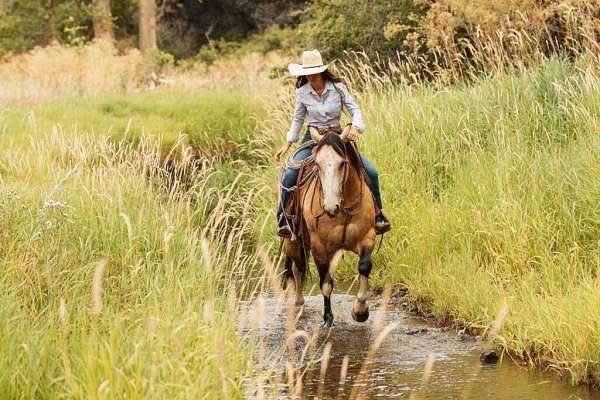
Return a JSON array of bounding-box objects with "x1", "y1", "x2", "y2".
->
[
  {"x1": 314, "y1": 132, "x2": 364, "y2": 176},
  {"x1": 314, "y1": 132, "x2": 345, "y2": 157}
]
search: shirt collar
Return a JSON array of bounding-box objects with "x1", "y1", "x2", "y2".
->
[{"x1": 309, "y1": 80, "x2": 334, "y2": 96}]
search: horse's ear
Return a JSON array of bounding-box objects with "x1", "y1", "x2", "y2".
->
[
  {"x1": 340, "y1": 125, "x2": 351, "y2": 142},
  {"x1": 309, "y1": 126, "x2": 323, "y2": 143}
]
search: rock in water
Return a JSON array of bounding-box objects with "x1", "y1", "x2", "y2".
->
[
  {"x1": 406, "y1": 328, "x2": 428, "y2": 335},
  {"x1": 480, "y1": 349, "x2": 500, "y2": 363}
]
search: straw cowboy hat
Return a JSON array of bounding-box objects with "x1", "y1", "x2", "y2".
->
[{"x1": 288, "y1": 50, "x2": 330, "y2": 76}]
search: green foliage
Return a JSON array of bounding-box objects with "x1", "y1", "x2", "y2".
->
[
  {"x1": 301, "y1": 0, "x2": 425, "y2": 60},
  {"x1": 0, "y1": 0, "x2": 52, "y2": 54},
  {"x1": 0, "y1": 0, "x2": 96, "y2": 54},
  {"x1": 196, "y1": 26, "x2": 303, "y2": 64},
  {"x1": 242, "y1": 26, "x2": 303, "y2": 54}
]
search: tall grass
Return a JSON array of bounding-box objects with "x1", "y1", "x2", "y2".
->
[
  {"x1": 0, "y1": 113, "x2": 276, "y2": 397},
  {"x1": 253, "y1": 44, "x2": 600, "y2": 385},
  {"x1": 0, "y1": 39, "x2": 287, "y2": 107}
]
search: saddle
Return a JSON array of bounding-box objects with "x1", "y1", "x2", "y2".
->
[{"x1": 278, "y1": 126, "x2": 376, "y2": 243}]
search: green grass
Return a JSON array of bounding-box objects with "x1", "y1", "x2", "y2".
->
[
  {"x1": 255, "y1": 56, "x2": 600, "y2": 386},
  {"x1": 0, "y1": 88, "x2": 260, "y2": 151}
]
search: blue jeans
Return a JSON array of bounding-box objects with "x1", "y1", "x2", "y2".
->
[{"x1": 277, "y1": 132, "x2": 383, "y2": 223}]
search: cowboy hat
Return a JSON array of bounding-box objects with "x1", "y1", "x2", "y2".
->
[{"x1": 288, "y1": 50, "x2": 330, "y2": 76}]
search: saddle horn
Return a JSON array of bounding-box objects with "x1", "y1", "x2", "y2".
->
[{"x1": 309, "y1": 126, "x2": 323, "y2": 143}]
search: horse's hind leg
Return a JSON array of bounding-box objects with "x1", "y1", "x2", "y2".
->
[
  {"x1": 315, "y1": 256, "x2": 334, "y2": 327},
  {"x1": 352, "y1": 245, "x2": 373, "y2": 322},
  {"x1": 283, "y1": 239, "x2": 306, "y2": 306}
]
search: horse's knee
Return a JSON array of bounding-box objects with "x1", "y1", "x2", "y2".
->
[
  {"x1": 358, "y1": 247, "x2": 373, "y2": 277},
  {"x1": 319, "y1": 270, "x2": 333, "y2": 294},
  {"x1": 359, "y1": 259, "x2": 372, "y2": 277}
]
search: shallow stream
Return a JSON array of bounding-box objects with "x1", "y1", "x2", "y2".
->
[{"x1": 241, "y1": 288, "x2": 600, "y2": 399}]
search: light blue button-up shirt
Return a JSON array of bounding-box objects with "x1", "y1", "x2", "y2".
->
[{"x1": 286, "y1": 80, "x2": 366, "y2": 143}]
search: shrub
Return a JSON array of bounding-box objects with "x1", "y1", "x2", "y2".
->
[{"x1": 300, "y1": 0, "x2": 426, "y2": 60}]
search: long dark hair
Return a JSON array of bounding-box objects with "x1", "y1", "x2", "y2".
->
[{"x1": 295, "y1": 68, "x2": 345, "y2": 88}]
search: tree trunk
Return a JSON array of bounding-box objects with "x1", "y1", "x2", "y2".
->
[
  {"x1": 93, "y1": 0, "x2": 114, "y2": 40},
  {"x1": 139, "y1": 0, "x2": 157, "y2": 51}
]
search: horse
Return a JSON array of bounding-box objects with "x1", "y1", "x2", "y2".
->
[{"x1": 281, "y1": 125, "x2": 376, "y2": 327}]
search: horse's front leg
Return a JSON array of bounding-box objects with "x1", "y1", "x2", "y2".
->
[
  {"x1": 315, "y1": 255, "x2": 334, "y2": 327},
  {"x1": 352, "y1": 245, "x2": 373, "y2": 322}
]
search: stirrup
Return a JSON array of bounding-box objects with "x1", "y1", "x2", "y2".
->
[
  {"x1": 277, "y1": 225, "x2": 292, "y2": 238},
  {"x1": 277, "y1": 213, "x2": 294, "y2": 239},
  {"x1": 375, "y1": 211, "x2": 391, "y2": 235}
]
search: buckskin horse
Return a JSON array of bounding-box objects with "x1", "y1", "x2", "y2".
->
[{"x1": 279, "y1": 125, "x2": 376, "y2": 327}]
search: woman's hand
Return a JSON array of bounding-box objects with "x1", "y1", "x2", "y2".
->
[
  {"x1": 275, "y1": 142, "x2": 292, "y2": 161},
  {"x1": 347, "y1": 125, "x2": 359, "y2": 141}
]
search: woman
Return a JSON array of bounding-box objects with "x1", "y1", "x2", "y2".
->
[{"x1": 276, "y1": 50, "x2": 390, "y2": 238}]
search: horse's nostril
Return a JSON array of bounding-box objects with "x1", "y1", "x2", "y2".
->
[
  {"x1": 331, "y1": 205, "x2": 340, "y2": 217},
  {"x1": 325, "y1": 207, "x2": 339, "y2": 218}
]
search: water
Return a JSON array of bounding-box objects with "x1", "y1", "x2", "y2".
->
[{"x1": 240, "y1": 289, "x2": 600, "y2": 399}]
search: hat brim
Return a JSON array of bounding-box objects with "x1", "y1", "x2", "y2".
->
[{"x1": 288, "y1": 63, "x2": 330, "y2": 76}]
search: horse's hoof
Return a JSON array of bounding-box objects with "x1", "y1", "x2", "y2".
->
[
  {"x1": 322, "y1": 316, "x2": 334, "y2": 328},
  {"x1": 352, "y1": 307, "x2": 369, "y2": 322},
  {"x1": 295, "y1": 297, "x2": 305, "y2": 306}
]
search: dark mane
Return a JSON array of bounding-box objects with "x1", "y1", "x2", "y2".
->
[
  {"x1": 313, "y1": 132, "x2": 364, "y2": 176},
  {"x1": 314, "y1": 132, "x2": 346, "y2": 157}
]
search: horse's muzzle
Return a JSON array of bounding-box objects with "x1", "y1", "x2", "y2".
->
[{"x1": 325, "y1": 205, "x2": 340, "y2": 218}]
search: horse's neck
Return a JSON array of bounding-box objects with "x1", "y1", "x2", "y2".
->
[{"x1": 343, "y1": 163, "x2": 364, "y2": 207}]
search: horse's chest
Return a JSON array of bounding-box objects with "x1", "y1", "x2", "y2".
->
[{"x1": 306, "y1": 216, "x2": 365, "y2": 251}]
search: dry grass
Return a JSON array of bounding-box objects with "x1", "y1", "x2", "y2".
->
[
  {"x1": 0, "y1": 40, "x2": 145, "y2": 105},
  {"x1": 0, "y1": 40, "x2": 288, "y2": 107}
]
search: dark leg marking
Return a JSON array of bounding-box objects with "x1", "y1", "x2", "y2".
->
[
  {"x1": 352, "y1": 246, "x2": 373, "y2": 323},
  {"x1": 358, "y1": 246, "x2": 373, "y2": 278},
  {"x1": 317, "y1": 260, "x2": 334, "y2": 327}
]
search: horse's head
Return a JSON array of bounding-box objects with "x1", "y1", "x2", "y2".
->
[{"x1": 310, "y1": 127, "x2": 351, "y2": 218}]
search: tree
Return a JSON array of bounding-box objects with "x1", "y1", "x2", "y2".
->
[
  {"x1": 139, "y1": 0, "x2": 157, "y2": 50},
  {"x1": 93, "y1": 0, "x2": 114, "y2": 40}
]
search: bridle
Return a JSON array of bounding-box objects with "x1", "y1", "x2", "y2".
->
[{"x1": 307, "y1": 128, "x2": 365, "y2": 246}]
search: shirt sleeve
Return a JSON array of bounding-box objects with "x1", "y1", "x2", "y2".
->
[
  {"x1": 337, "y1": 83, "x2": 366, "y2": 133},
  {"x1": 286, "y1": 90, "x2": 307, "y2": 143}
]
